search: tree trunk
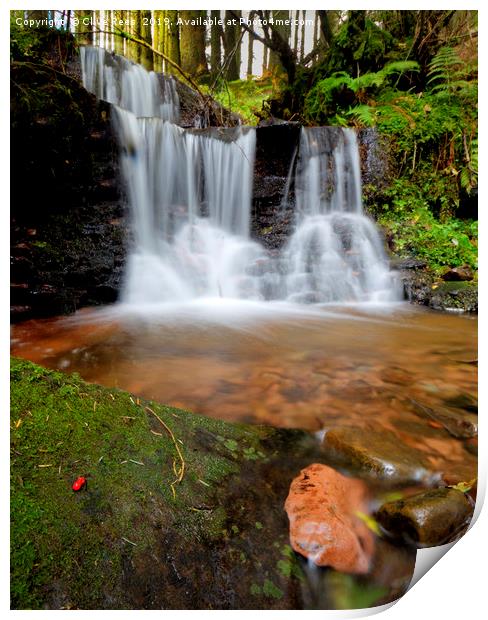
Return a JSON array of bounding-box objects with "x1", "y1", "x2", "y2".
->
[
  {"x1": 210, "y1": 10, "x2": 222, "y2": 78},
  {"x1": 113, "y1": 11, "x2": 124, "y2": 55},
  {"x1": 165, "y1": 11, "x2": 180, "y2": 76},
  {"x1": 293, "y1": 10, "x2": 299, "y2": 55},
  {"x1": 140, "y1": 10, "x2": 153, "y2": 70},
  {"x1": 234, "y1": 10, "x2": 242, "y2": 78},
  {"x1": 153, "y1": 10, "x2": 162, "y2": 71},
  {"x1": 130, "y1": 11, "x2": 142, "y2": 63},
  {"x1": 268, "y1": 10, "x2": 290, "y2": 75},
  {"x1": 300, "y1": 11, "x2": 306, "y2": 62},
  {"x1": 247, "y1": 30, "x2": 254, "y2": 78},
  {"x1": 179, "y1": 10, "x2": 208, "y2": 77},
  {"x1": 223, "y1": 10, "x2": 240, "y2": 81}
]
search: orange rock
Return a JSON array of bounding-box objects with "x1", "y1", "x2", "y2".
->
[{"x1": 284, "y1": 463, "x2": 374, "y2": 574}]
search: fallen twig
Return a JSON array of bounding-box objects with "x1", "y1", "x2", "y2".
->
[{"x1": 145, "y1": 406, "x2": 185, "y2": 499}]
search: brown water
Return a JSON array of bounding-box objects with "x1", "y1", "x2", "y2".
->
[{"x1": 11, "y1": 302, "x2": 477, "y2": 484}]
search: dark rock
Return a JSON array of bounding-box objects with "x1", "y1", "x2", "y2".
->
[
  {"x1": 441, "y1": 266, "x2": 474, "y2": 281},
  {"x1": 400, "y1": 269, "x2": 478, "y2": 313},
  {"x1": 323, "y1": 427, "x2": 435, "y2": 485},
  {"x1": 443, "y1": 393, "x2": 477, "y2": 414},
  {"x1": 390, "y1": 258, "x2": 427, "y2": 270},
  {"x1": 251, "y1": 124, "x2": 301, "y2": 250},
  {"x1": 376, "y1": 487, "x2": 474, "y2": 546}
]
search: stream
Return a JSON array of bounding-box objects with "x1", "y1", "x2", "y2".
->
[{"x1": 11, "y1": 301, "x2": 477, "y2": 487}]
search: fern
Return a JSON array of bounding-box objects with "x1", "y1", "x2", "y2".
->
[
  {"x1": 347, "y1": 104, "x2": 377, "y2": 126},
  {"x1": 427, "y1": 47, "x2": 477, "y2": 99}
]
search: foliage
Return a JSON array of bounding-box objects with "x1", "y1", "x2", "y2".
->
[
  {"x1": 373, "y1": 179, "x2": 477, "y2": 272},
  {"x1": 327, "y1": 14, "x2": 397, "y2": 76},
  {"x1": 209, "y1": 77, "x2": 275, "y2": 125},
  {"x1": 10, "y1": 17, "x2": 75, "y2": 62},
  {"x1": 304, "y1": 61, "x2": 419, "y2": 124}
]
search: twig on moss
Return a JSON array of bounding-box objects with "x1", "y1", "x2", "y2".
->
[{"x1": 145, "y1": 406, "x2": 185, "y2": 499}]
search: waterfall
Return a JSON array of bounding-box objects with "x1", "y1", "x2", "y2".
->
[
  {"x1": 283, "y1": 127, "x2": 400, "y2": 303},
  {"x1": 113, "y1": 111, "x2": 261, "y2": 303},
  {"x1": 80, "y1": 46, "x2": 179, "y2": 122},
  {"x1": 80, "y1": 46, "x2": 399, "y2": 307}
]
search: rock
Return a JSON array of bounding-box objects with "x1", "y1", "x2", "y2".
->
[
  {"x1": 376, "y1": 487, "x2": 474, "y2": 546},
  {"x1": 410, "y1": 399, "x2": 478, "y2": 439},
  {"x1": 323, "y1": 427, "x2": 434, "y2": 484},
  {"x1": 390, "y1": 258, "x2": 427, "y2": 270},
  {"x1": 380, "y1": 367, "x2": 413, "y2": 385},
  {"x1": 443, "y1": 393, "x2": 478, "y2": 414},
  {"x1": 284, "y1": 463, "x2": 374, "y2": 574},
  {"x1": 399, "y1": 269, "x2": 478, "y2": 313},
  {"x1": 441, "y1": 266, "x2": 474, "y2": 282}
]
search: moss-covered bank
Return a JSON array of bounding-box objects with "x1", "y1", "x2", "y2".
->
[{"x1": 10, "y1": 358, "x2": 314, "y2": 609}]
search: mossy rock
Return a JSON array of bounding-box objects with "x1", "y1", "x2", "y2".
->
[{"x1": 376, "y1": 487, "x2": 474, "y2": 546}]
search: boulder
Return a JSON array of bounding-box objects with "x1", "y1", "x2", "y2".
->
[
  {"x1": 323, "y1": 427, "x2": 434, "y2": 485},
  {"x1": 441, "y1": 266, "x2": 474, "y2": 282},
  {"x1": 376, "y1": 487, "x2": 474, "y2": 546},
  {"x1": 285, "y1": 463, "x2": 374, "y2": 574}
]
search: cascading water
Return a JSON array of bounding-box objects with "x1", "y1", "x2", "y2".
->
[
  {"x1": 114, "y1": 111, "x2": 262, "y2": 303},
  {"x1": 283, "y1": 127, "x2": 400, "y2": 303},
  {"x1": 80, "y1": 46, "x2": 179, "y2": 122},
  {"x1": 80, "y1": 46, "x2": 399, "y2": 307}
]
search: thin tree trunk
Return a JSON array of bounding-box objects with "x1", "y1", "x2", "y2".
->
[
  {"x1": 210, "y1": 10, "x2": 222, "y2": 78},
  {"x1": 140, "y1": 10, "x2": 153, "y2": 70},
  {"x1": 293, "y1": 10, "x2": 299, "y2": 55},
  {"x1": 153, "y1": 10, "x2": 162, "y2": 71},
  {"x1": 247, "y1": 30, "x2": 254, "y2": 78},
  {"x1": 165, "y1": 11, "x2": 180, "y2": 76},
  {"x1": 300, "y1": 10, "x2": 306, "y2": 62}
]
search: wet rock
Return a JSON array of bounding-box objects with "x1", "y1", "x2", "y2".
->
[
  {"x1": 400, "y1": 269, "x2": 478, "y2": 313},
  {"x1": 323, "y1": 427, "x2": 433, "y2": 484},
  {"x1": 430, "y1": 281, "x2": 478, "y2": 313},
  {"x1": 380, "y1": 367, "x2": 413, "y2": 385},
  {"x1": 410, "y1": 399, "x2": 478, "y2": 439},
  {"x1": 464, "y1": 437, "x2": 478, "y2": 457},
  {"x1": 443, "y1": 393, "x2": 478, "y2": 414},
  {"x1": 390, "y1": 258, "x2": 427, "y2": 270},
  {"x1": 376, "y1": 487, "x2": 474, "y2": 546},
  {"x1": 441, "y1": 266, "x2": 474, "y2": 282},
  {"x1": 285, "y1": 463, "x2": 374, "y2": 574}
]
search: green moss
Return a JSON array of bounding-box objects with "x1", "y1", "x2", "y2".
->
[
  {"x1": 206, "y1": 78, "x2": 276, "y2": 125},
  {"x1": 10, "y1": 358, "x2": 288, "y2": 608},
  {"x1": 262, "y1": 579, "x2": 284, "y2": 600}
]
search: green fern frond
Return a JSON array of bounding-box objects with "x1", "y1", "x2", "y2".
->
[{"x1": 347, "y1": 104, "x2": 377, "y2": 126}]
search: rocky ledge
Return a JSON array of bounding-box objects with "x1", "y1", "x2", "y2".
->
[{"x1": 391, "y1": 259, "x2": 478, "y2": 313}]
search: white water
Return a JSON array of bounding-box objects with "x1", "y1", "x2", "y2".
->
[
  {"x1": 80, "y1": 46, "x2": 400, "y2": 309},
  {"x1": 80, "y1": 46, "x2": 179, "y2": 122},
  {"x1": 284, "y1": 128, "x2": 399, "y2": 303}
]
